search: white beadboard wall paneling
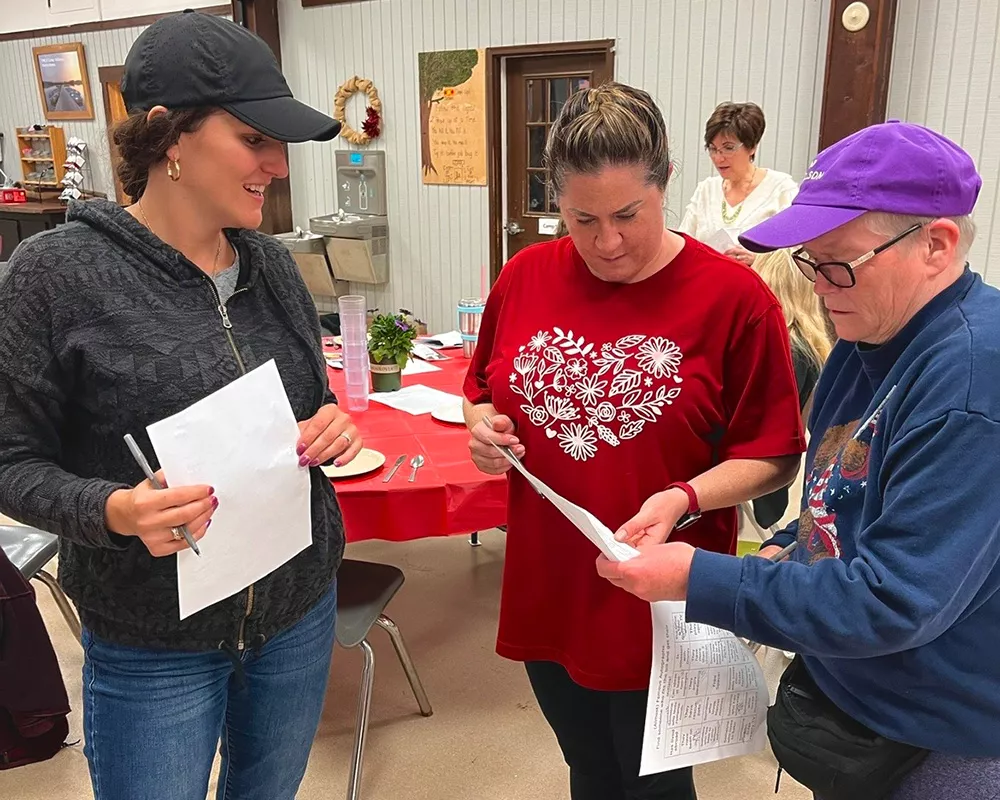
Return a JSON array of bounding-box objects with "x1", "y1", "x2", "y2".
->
[
  {"x1": 888, "y1": 0, "x2": 1000, "y2": 283},
  {"x1": 0, "y1": 25, "x2": 147, "y2": 201},
  {"x1": 280, "y1": 0, "x2": 831, "y2": 333}
]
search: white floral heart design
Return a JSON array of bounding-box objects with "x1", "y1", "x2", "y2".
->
[{"x1": 511, "y1": 329, "x2": 684, "y2": 461}]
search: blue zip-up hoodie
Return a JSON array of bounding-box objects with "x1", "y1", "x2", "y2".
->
[{"x1": 687, "y1": 267, "x2": 1000, "y2": 756}]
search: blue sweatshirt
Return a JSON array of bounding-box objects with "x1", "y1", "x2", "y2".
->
[{"x1": 687, "y1": 268, "x2": 1000, "y2": 756}]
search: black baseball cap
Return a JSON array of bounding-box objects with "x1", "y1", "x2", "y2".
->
[{"x1": 122, "y1": 10, "x2": 340, "y2": 143}]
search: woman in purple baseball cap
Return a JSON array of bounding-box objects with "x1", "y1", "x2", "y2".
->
[{"x1": 602, "y1": 121, "x2": 1000, "y2": 800}]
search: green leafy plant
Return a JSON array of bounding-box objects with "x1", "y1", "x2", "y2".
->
[{"x1": 367, "y1": 313, "x2": 417, "y2": 369}]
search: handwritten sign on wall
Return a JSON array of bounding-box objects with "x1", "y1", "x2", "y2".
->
[{"x1": 418, "y1": 48, "x2": 487, "y2": 186}]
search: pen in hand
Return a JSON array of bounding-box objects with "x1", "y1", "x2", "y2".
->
[{"x1": 123, "y1": 434, "x2": 202, "y2": 557}]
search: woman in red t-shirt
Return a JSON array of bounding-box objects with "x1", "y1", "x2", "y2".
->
[{"x1": 462, "y1": 82, "x2": 805, "y2": 799}]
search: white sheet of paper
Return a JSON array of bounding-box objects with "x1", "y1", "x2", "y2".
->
[
  {"x1": 146, "y1": 360, "x2": 312, "y2": 621},
  {"x1": 640, "y1": 602, "x2": 769, "y2": 775},
  {"x1": 704, "y1": 229, "x2": 738, "y2": 254},
  {"x1": 369, "y1": 384, "x2": 463, "y2": 415},
  {"x1": 492, "y1": 444, "x2": 639, "y2": 562},
  {"x1": 401, "y1": 358, "x2": 442, "y2": 376},
  {"x1": 411, "y1": 342, "x2": 449, "y2": 361},
  {"x1": 420, "y1": 330, "x2": 463, "y2": 349}
]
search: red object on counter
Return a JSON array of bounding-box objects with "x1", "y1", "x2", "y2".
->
[
  {"x1": 0, "y1": 188, "x2": 27, "y2": 203},
  {"x1": 324, "y1": 340, "x2": 508, "y2": 542}
]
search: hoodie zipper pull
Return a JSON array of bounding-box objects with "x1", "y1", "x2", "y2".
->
[{"x1": 218, "y1": 304, "x2": 233, "y2": 330}]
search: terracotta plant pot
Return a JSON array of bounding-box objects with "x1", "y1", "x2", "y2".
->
[{"x1": 370, "y1": 355, "x2": 403, "y2": 392}]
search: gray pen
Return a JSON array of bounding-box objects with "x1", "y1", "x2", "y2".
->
[
  {"x1": 768, "y1": 541, "x2": 798, "y2": 562},
  {"x1": 123, "y1": 434, "x2": 201, "y2": 556}
]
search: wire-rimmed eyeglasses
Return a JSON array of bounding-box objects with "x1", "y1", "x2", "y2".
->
[{"x1": 705, "y1": 142, "x2": 744, "y2": 157}]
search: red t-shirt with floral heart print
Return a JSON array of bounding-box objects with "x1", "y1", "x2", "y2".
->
[{"x1": 464, "y1": 233, "x2": 806, "y2": 691}]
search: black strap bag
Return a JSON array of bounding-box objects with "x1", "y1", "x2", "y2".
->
[{"x1": 767, "y1": 656, "x2": 929, "y2": 799}]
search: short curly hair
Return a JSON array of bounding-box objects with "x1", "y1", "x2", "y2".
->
[{"x1": 703, "y1": 102, "x2": 766, "y2": 159}]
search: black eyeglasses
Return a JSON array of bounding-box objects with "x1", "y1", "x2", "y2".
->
[{"x1": 791, "y1": 223, "x2": 923, "y2": 288}]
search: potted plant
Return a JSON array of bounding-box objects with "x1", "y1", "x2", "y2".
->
[{"x1": 367, "y1": 312, "x2": 416, "y2": 392}]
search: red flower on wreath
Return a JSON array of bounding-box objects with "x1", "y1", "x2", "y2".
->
[{"x1": 362, "y1": 106, "x2": 381, "y2": 138}]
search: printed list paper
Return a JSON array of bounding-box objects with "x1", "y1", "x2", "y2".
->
[
  {"x1": 146, "y1": 360, "x2": 312, "y2": 620},
  {"x1": 640, "y1": 602, "x2": 769, "y2": 775}
]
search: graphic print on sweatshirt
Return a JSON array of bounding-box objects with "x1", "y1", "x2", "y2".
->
[
  {"x1": 798, "y1": 389, "x2": 894, "y2": 563},
  {"x1": 509, "y1": 329, "x2": 685, "y2": 461}
]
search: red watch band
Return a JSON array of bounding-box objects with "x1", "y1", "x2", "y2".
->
[{"x1": 666, "y1": 482, "x2": 700, "y2": 515}]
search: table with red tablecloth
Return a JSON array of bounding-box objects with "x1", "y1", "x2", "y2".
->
[{"x1": 324, "y1": 342, "x2": 508, "y2": 542}]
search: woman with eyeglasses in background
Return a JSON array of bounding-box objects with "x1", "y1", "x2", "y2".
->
[{"x1": 679, "y1": 102, "x2": 797, "y2": 266}]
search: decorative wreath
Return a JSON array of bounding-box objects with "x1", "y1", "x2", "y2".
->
[{"x1": 333, "y1": 76, "x2": 383, "y2": 146}]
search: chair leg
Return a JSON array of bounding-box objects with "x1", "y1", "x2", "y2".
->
[
  {"x1": 346, "y1": 639, "x2": 375, "y2": 800},
  {"x1": 35, "y1": 569, "x2": 82, "y2": 644},
  {"x1": 469, "y1": 531, "x2": 480, "y2": 546},
  {"x1": 739, "y1": 502, "x2": 771, "y2": 542},
  {"x1": 375, "y1": 614, "x2": 433, "y2": 717}
]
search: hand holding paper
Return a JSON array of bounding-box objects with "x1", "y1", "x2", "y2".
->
[
  {"x1": 146, "y1": 360, "x2": 313, "y2": 620},
  {"x1": 469, "y1": 415, "x2": 523, "y2": 475},
  {"x1": 595, "y1": 542, "x2": 696, "y2": 602},
  {"x1": 614, "y1": 488, "x2": 691, "y2": 547}
]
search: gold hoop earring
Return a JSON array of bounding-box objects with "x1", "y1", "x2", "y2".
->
[{"x1": 167, "y1": 159, "x2": 181, "y2": 181}]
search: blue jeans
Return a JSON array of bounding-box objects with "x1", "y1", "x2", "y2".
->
[{"x1": 82, "y1": 582, "x2": 337, "y2": 800}]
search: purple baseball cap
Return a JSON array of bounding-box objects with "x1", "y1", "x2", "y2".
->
[{"x1": 739, "y1": 121, "x2": 982, "y2": 252}]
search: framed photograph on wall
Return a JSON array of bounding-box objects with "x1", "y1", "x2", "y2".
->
[{"x1": 32, "y1": 42, "x2": 95, "y2": 121}]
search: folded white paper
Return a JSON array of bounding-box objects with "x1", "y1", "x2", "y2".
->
[
  {"x1": 640, "y1": 603, "x2": 769, "y2": 775},
  {"x1": 491, "y1": 444, "x2": 639, "y2": 562},
  {"x1": 369, "y1": 385, "x2": 462, "y2": 415},
  {"x1": 401, "y1": 359, "x2": 442, "y2": 376},
  {"x1": 704, "y1": 229, "x2": 738, "y2": 254},
  {"x1": 147, "y1": 360, "x2": 312, "y2": 620},
  {"x1": 420, "y1": 330, "x2": 463, "y2": 349},
  {"x1": 411, "y1": 342, "x2": 448, "y2": 361}
]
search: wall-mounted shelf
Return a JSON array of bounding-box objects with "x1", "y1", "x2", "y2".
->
[{"x1": 17, "y1": 125, "x2": 66, "y2": 190}]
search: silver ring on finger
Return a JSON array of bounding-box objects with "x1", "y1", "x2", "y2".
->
[
  {"x1": 171, "y1": 528, "x2": 183, "y2": 541},
  {"x1": 339, "y1": 431, "x2": 352, "y2": 445}
]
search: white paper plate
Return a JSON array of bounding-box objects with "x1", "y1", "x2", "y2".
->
[
  {"x1": 321, "y1": 448, "x2": 386, "y2": 479},
  {"x1": 431, "y1": 401, "x2": 465, "y2": 425}
]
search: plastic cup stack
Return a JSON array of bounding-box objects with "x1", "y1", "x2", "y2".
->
[{"x1": 338, "y1": 295, "x2": 370, "y2": 412}]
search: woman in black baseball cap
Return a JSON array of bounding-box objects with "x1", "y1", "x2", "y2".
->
[
  {"x1": 116, "y1": 8, "x2": 341, "y2": 232},
  {"x1": 0, "y1": 11, "x2": 357, "y2": 799}
]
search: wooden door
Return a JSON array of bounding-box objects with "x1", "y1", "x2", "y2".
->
[
  {"x1": 504, "y1": 52, "x2": 613, "y2": 260},
  {"x1": 99, "y1": 66, "x2": 128, "y2": 204}
]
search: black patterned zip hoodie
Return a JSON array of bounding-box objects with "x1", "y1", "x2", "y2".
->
[{"x1": 0, "y1": 199, "x2": 344, "y2": 651}]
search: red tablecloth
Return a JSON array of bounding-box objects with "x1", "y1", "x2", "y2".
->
[{"x1": 324, "y1": 342, "x2": 508, "y2": 542}]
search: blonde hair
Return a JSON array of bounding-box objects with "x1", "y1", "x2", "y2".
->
[
  {"x1": 754, "y1": 249, "x2": 833, "y2": 369},
  {"x1": 545, "y1": 81, "x2": 670, "y2": 196}
]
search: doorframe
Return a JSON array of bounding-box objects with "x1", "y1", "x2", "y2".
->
[
  {"x1": 98, "y1": 65, "x2": 126, "y2": 204},
  {"x1": 485, "y1": 40, "x2": 615, "y2": 283}
]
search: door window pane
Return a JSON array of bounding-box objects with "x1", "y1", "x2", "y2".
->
[
  {"x1": 528, "y1": 126, "x2": 546, "y2": 168},
  {"x1": 528, "y1": 171, "x2": 548, "y2": 212},
  {"x1": 549, "y1": 78, "x2": 570, "y2": 120},
  {"x1": 526, "y1": 79, "x2": 545, "y2": 123},
  {"x1": 572, "y1": 76, "x2": 591, "y2": 94}
]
